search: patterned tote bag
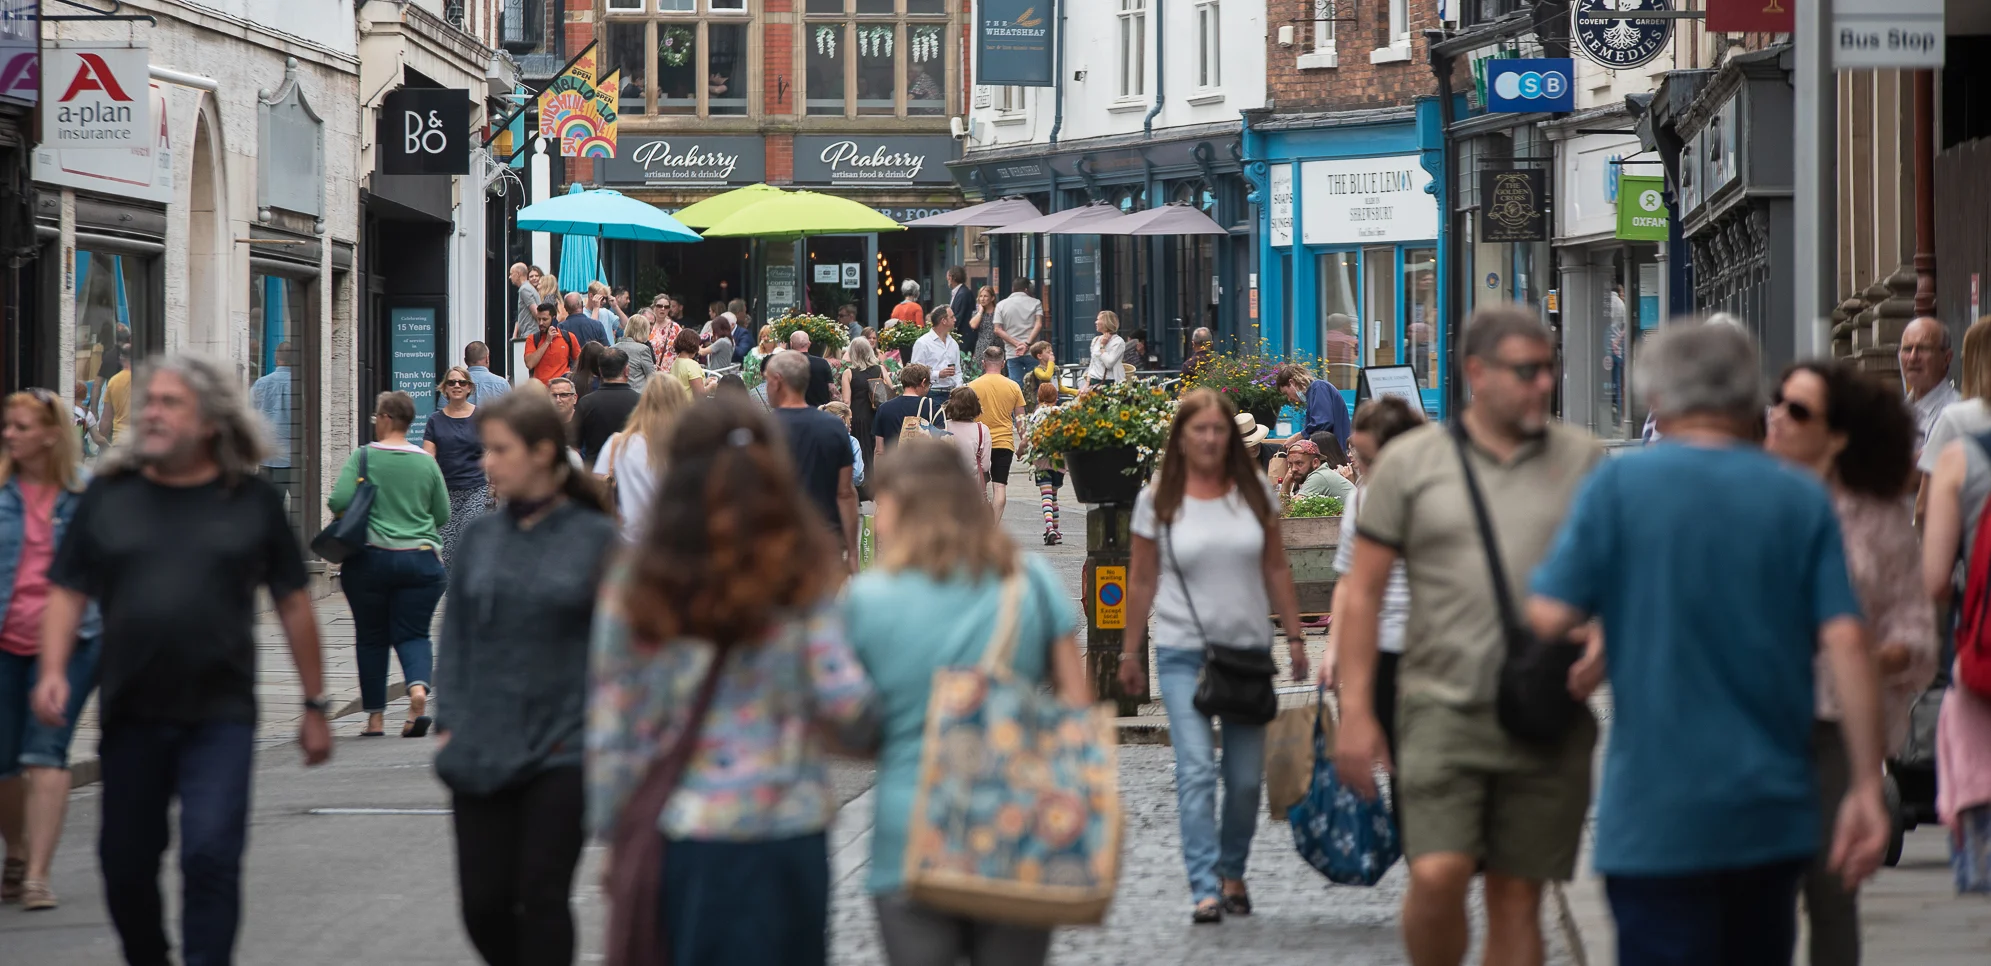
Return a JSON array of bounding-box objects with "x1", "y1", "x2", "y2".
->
[
  {"x1": 903, "y1": 567, "x2": 1123, "y2": 927},
  {"x1": 1289, "y1": 687, "x2": 1401, "y2": 886}
]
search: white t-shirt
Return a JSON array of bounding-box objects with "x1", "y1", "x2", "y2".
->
[
  {"x1": 593, "y1": 431, "x2": 660, "y2": 542},
  {"x1": 1132, "y1": 482, "x2": 1275, "y2": 651},
  {"x1": 1332, "y1": 486, "x2": 1408, "y2": 655},
  {"x1": 1920, "y1": 397, "x2": 1991, "y2": 474},
  {"x1": 992, "y1": 293, "x2": 1042, "y2": 349}
]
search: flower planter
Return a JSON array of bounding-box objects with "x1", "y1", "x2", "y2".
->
[
  {"x1": 1283, "y1": 515, "x2": 1341, "y2": 614},
  {"x1": 1281, "y1": 515, "x2": 1341, "y2": 550},
  {"x1": 1064, "y1": 446, "x2": 1146, "y2": 505}
]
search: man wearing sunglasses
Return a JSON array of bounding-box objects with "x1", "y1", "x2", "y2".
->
[{"x1": 1335, "y1": 306, "x2": 1603, "y2": 966}]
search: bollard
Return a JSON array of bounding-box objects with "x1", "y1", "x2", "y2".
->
[{"x1": 1082, "y1": 502, "x2": 1144, "y2": 716}]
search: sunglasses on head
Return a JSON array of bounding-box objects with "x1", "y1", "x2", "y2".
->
[{"x1": 1770, "y1": 392, "x2": 1816, "y2": 424}]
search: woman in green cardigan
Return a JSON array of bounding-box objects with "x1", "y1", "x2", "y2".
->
[{"x1": 328, "y1": 390, "x2": 452, "y2": 738}]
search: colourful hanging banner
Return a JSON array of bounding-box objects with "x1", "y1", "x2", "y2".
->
[
  {"x1": 538, "y1": 43, "x2": 603, "y2": 155},
  {"x1": 575, "y1": 68, "x2": 618, "y2": 159}
]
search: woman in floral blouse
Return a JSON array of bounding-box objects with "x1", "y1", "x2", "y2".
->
[
  {"x1": 588, "y1": 393, "x2": 876, "y2": 966},
  {"x1": 1765, "y1": 360, "x2": 1937, "y2": 958}
]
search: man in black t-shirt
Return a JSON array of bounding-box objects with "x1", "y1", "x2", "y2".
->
[
  {"x1": 765, "y1": 351, "x2": 858, "y2": 571},
  {"x1": 573, "y1": 347, "x2": 640, "y2": 465},
  {"x1": 34, "y1": 356, "x2": 329, "y2": 965},
  {"x1": 871, "y1": 363, "x2": 946, "y2": 463}
]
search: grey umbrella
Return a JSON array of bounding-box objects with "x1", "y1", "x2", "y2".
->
[
  {"x1": 902, "y1": 198, "x2": 1046, "y2": 228},
  {"x1": 1092, "y1": 202, "x2": 1231, "y2": 236}
]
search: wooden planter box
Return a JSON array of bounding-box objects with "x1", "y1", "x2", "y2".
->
[{"x1": 1282, "y1": 515, "x2": 1341, "y2": 615}]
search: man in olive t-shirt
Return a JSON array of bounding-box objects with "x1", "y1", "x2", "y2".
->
[
  {"x1": 1332, "y1": 307, "x2": 1603, "y2": 966},
  {"x1": 967, "y1": 345, "x2": 1026, "y2": 520}
]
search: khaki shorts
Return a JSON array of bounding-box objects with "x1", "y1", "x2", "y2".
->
[{"x1": 1395, "y1": 693, "x2": 1597, "y2": 881}]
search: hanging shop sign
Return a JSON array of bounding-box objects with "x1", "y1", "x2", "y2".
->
[
  {"x1": 0, "y1": 0, "x2": 35, "y2": 109},
  {"x1": 1571, "y1": 0, "x2": 1673, "y2": 71},
  {"x1": 33, "y1": 82, "x2": 172, "y2": 204},
  {"x1": 1269, "y1": 164, "x2": 1294, "y2": 248},
  {"x1": 1707, "y1": 0, "x2": 1793, "y2": 33},
  {"x1": 977, "y1": 0, "x2": 1057, "y2": 88},
  {"x1": 1616, "y1": 174, "x2": 1671, "y2": 241},
  {"x1": 42, "y1": 42, "x2": 148, "y2": 149},
  {"x1": 1479, "y1": 169, "x2": 1549, "y2": 243},
  {"x1": 792, "y1": 135, "x2": 959, "y2": 187},
  {"x1": 1833, "y1": 0, "x2": 1943, "y2": 70},
  {"x1": 599, "y1": 135, "x2": 765, "y2": 187},
  {"x1": 1487, "y1": 59, "x2": 1575, "y2": 114},
  {"x1": 380, "y1": 88, "x2": 470, "y2": 176},
  {"x1": 1298, "y1": 154, "x2": 1437, "y2": 246}
]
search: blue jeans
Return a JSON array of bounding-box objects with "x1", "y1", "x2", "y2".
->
[
  {"x1": 1155, "y1": 646, "x2": 1267, "y2": 903},
  {"x1": 1005, "y1": 355, "x2": 1034, "y2": 385},
  {"x1": 340, "y1": 546, "x2": 445, "y2": 714},
  {"x1": 0, "y1": 637, "x2": 100, "y2": 776},
  {"x1": 1605, "y1": 858, "x2": 1807, "y2": 966},
  {"x1": 98, "y1": 718, "x2": 254, "y2": 966}
]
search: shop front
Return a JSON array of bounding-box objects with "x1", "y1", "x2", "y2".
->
[
  {"x1": 597, "y1": 132, "x2": 962, "y2": 329},
  {"x1": 1247, "y1": 104, "x2": 1446, "y2": 415},
  {"x1": 1551, "y1": 124, "x2": 1665, "y2": 440},
  {"x1": 953, "y1": 126, "x2": 1251, "y2": 368}
]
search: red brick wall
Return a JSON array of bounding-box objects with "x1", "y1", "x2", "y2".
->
[{"x1": 1263, "y1": 0, "x2": 1462, "y2": 114}]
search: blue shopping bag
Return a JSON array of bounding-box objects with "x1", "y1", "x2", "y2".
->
[{"x1": 1288, "y1": 689, "x2": 1400, "y2": 886}]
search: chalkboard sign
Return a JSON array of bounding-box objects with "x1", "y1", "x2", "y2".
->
[
  {"x1": 1356, "y1": 365, "x2": 1424, "y2": 411},
  {"x1": 390, "y1": 307, "x2": 438, "y2": 445}
]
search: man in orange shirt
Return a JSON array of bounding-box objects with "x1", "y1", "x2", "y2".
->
[{"x1": 524, "y1": 302, "x2": 578, "y2": 384}]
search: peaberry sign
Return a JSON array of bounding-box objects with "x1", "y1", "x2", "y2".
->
[
  {"x1": 598, "y1": 135, "x2": 765, "y2": 187},
  {"x1": 792, "y1": 135, "x2": 959, "y2": 186},
  {"x1": 41, "y1": 42, "x2": 148, "y2": 149}
]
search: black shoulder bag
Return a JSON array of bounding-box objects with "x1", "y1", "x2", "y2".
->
[
  {"x1": 1450, "y1": 423, "x2": 1586, "y2": 745},
  {"x1": 311, "y1": 448, "x2": 373, "y2": 564},
  {"x1": 1166, "y1": 525, "x2": 1280, "y2": 726}
]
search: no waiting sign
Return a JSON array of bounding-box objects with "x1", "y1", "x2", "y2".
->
[{"x1": 1095, "y1": 565, "x2": 1126, "y2": 630}]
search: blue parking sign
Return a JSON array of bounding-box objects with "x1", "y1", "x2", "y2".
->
[{"x1": 1487, "y1": 58, "x2": 1576, "y2": 114}]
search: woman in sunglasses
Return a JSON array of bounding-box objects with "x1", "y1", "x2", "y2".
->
[
  {"x1": 0, "y1": 388, "x2": 99, "y2": 910},
  {"x1": 1765, "y1": 359, "x2": 1938, "y2": 960},
  {"x1": 425, "y1": 366, "x2": 489, "y2": 566},
  {"x1": 330, "y1": 390, "x2": 452, "y2": 739}
]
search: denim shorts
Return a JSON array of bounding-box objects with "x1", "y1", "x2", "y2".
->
[{"x1": 0, "y1": 637, "x2": 101, "y2": 778}]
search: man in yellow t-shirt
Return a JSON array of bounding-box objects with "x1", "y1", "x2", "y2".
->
[
  {"x1": 967, "y1": 345, "x2": 1026, "y2": 521},
  {"x1": 102, "y1": 368, "x2": 132, "y2": 444}
]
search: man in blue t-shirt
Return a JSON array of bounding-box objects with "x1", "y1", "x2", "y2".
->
[
  {"x1": 1526, "y1": 323, "x2": 1890, "y2": 966},
  {"x1": 1273, "y1": 364, "x2": 1351, "y2": 451}
]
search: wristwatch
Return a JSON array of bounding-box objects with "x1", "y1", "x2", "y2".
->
[{"x1": 302, "y1": 694, "x2": 333, "y2": 716}]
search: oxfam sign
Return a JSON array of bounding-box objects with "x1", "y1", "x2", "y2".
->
[
  {"x1": 1486, "y1": 59, "x2": 1574, "y2": 113},
  {"x1": 1616, "y1": 174, "x2": 1670, "y2": 241}
]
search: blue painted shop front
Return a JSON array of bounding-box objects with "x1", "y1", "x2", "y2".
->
[{"x1": 1244, "y1": 99, "x2": 1451, "y2": 417}]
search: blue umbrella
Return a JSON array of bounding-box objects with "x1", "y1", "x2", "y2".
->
[
  {"x1": 517, "y1": 185, "x2": 703, "y2": 243},
  {"x1": 555, "y1": 186, "x2": 604, "y2": 293}
]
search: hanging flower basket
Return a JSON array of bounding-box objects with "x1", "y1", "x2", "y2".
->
[{"x1": 1064, "y1": 446, "x2": 1146, "y2": 505}]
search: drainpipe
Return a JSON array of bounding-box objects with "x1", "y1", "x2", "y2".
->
[
  {"x1": 1048, "y1": 3, "x2": 1068, "y2": 144},
  {"x1": 1426, "y1": 30, "x2": 1461, "y2": 417},
  {"x1": 1142, "y1": 0, "x2": 1165, "y2": 138}
]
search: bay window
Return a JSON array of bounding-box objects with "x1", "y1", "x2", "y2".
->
[{"x1": 804, "y1": 0, "x2": 949, "y2": 118}]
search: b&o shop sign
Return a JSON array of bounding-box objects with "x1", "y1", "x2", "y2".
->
[
  {"x1": 1299, "y1": 154, "x2": 1438, "y2": 246},
  {"x1": 42, "y1": 42, "x2": 148, "y2": 148}
]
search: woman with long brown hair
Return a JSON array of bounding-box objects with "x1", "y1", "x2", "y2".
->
[
  {"x1": 589, "y1": 393, "x2": 875, "y2": 966},
  {"x1": 0, "y1": 388, "x2": 97, "y2": 910},
  {"x1": 844, "y1": 440, "x2": 1090, "y2": 965},
  {"x1": 434, "y1": 388, "x2": 615, "y2": 966},
  {"x1": 1117, "y1": 388, "x2": 1308, "y2": 924}
]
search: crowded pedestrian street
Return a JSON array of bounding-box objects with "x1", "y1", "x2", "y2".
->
[{"x1": 1, "y1": 473, "x2": 1984, "y2": 965}]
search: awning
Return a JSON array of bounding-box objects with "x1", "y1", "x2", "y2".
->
[
  {"x1": 901, "y1": 197, "x2": 1045, "y2": 228},
  {"x1": 983, "y1": 202, "x2": 1131, "y2": 235},
  {"x1": 1093, "y1": 202, "x2": 1231, "y2": 236}
]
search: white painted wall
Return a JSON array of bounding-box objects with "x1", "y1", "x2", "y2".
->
[
  {"x1": 967, "y1": 0, "x2": 1264, "y2": 152},
  {"x1": 174, "y1": 0, "x2": 360, "y2": 56}
]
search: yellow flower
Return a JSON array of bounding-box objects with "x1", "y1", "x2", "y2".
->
[{"x1": 1114, "y1": 429, "x2": 1126, "y2": 439}]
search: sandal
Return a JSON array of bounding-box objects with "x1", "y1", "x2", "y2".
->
[
  {"x1": 20, "y1": 879, "x2": 56, "y2": 911},
  {"x1": 1192, "y1": 898, "x2": 1223, "y2": 925},
  {"x1": 1221, "y1": 888, "x2": 1253, "y2": 917},
  {"x1": 403, "y1": 686, "x2": 432, "y2": 738},
  {"x1": 2, "y1": 857, "x2": 23, "y2": 903}
]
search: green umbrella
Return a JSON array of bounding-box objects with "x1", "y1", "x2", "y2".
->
[
  {"x1": 671, "y1": 183, "x2": 789, "y2": 230},
  {"x1": 699, "y1": 190, "x2": 905, "y2": 238}
]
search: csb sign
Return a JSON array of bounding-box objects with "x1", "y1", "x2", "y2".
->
[
  {"x1": 1486, "y1": 59, "x2": 1574, "y2": 114},
  {"x1": 42, "y1": 42, "x2": 148, "y2": 149}
]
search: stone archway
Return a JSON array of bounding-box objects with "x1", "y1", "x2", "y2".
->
[{"x1": 186, "y1": 98, "x2": 227, "y2": 358}]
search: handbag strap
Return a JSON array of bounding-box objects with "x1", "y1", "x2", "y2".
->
[
  {"x1": 357, "y1": 446, "x2": 369, "y2": 483},
  {"x1": 977, "y1": 565, "x2": 1028, "y2": 676},
  {"x1": 1448, "y1": 421, "x2": 1525, "y2": 647}
]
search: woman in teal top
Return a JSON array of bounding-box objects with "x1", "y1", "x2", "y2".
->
[
  {"x1": 844, "y1": 441, "x2": 1090, "y2": 966},
  {"x1": 328, "y1": 390, "x2": 452, "y2": 738}
]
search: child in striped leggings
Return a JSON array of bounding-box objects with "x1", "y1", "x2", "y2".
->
[{"x1": 1028, "y1": 382, "x2": 1064, "y2": 545}]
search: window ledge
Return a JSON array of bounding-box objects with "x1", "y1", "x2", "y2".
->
[
  {"x1": 1369, "y1": 43, "x2": 1413, "y2": 65},
  {"x1": 992, "y1": 111, "x2": 1029, "y2": 125},
  {"x1": 1107, "y1": 97, "x2": 1150, "y2": 114},
  {"x1": 1296, "y1": 49, "x2": 1338, "y2": 70},
  {"x1": 1185, "y1": 89, "x2": 1225, "y2": 106}
]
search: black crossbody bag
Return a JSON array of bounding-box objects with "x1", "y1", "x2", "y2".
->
[
  {"x1": 1165, "y1": 526, "x2": 1280, "y2": 726},
  {"x1": 1449, "y1": 423, "x2": 1586, "y2": 745}
]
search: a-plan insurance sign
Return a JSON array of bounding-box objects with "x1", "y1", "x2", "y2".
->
[{"x1": 42, "y1": 42, "x2": 148, "y2": 149}]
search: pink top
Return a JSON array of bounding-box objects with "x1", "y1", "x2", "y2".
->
[
  {"x1": 1822, "y1": 491, "x2": 1939, "y2": 754},
  {"x1": 0, "y1": 481, "x2": 59, "y2": 657},
  {"x1": 945, "y1": 421, "x2": 991, "y2": 482},
  {"x1": 1938, "y1": 666, "x2": 1991, "y2": 825}
]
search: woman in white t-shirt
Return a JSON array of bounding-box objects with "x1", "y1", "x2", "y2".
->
[
  {"x1": 1119, "y1": 389, "x2": 1309, "y2": 924},
  {"x1": 593, "y1": 373, "x2": 692, "y2": 540}
]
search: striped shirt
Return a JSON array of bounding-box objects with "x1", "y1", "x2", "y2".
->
[{"x1": 1335, "y1": 485, "x2": 1408, "y2": 655}]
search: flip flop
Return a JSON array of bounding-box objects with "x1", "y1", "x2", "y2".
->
[
  {"x1": 358, "y1": 730, "x2": 386, "y2": 737},
  {"x1": 402, "y1": 716, "x2": 433, "y2": 738}
]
